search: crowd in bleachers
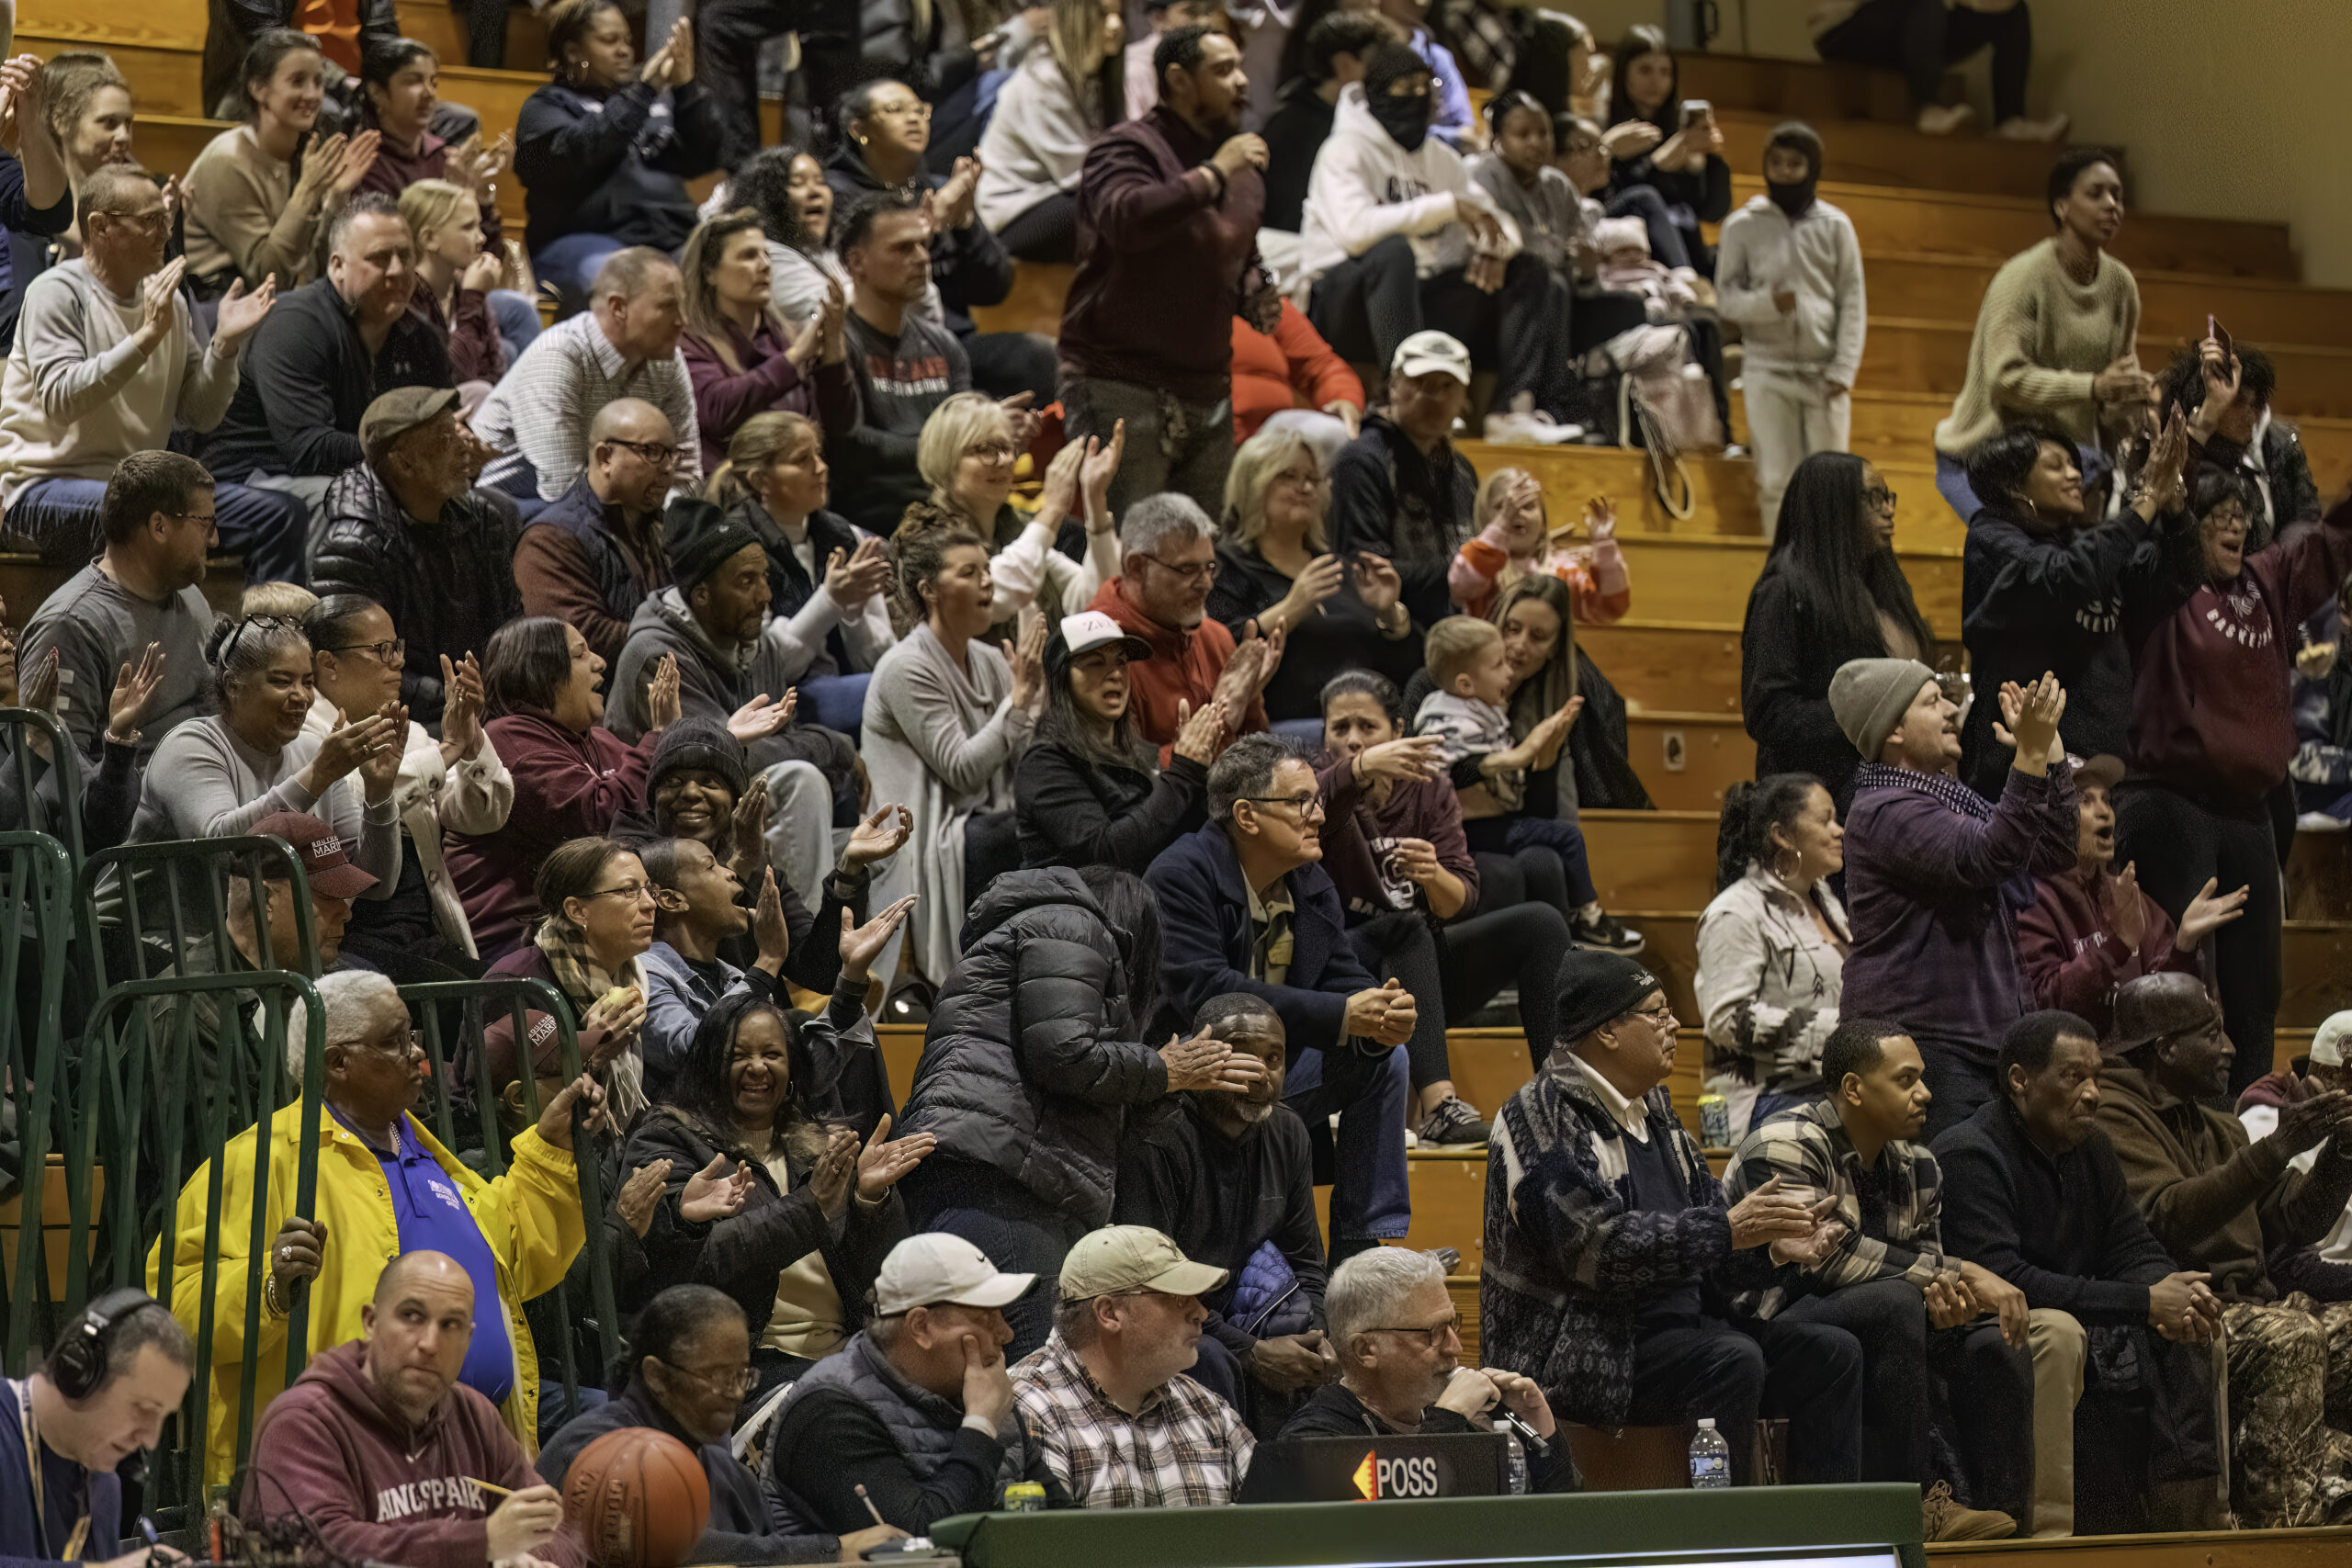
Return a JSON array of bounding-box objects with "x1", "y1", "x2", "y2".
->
[{"x1": 14, "y1": 0, "x2": 2352, "y2": 1561}]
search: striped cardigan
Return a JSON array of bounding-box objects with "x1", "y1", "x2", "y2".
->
[{"x1": 1480, "y1": 1061, "x2": 1773, "y2": 1427}]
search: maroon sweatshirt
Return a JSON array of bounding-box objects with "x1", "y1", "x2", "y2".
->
[
  {"x1": 2016, "y1": 863, "x2": 2198, "y2": 1038},
  {"x1": 1315, "y1": 755, "x2": 1477, "y2": 922},
  {"x1": 1060, "y1": 106, "x2": 1267, "y2": 404},
  {"x1": 2128, "y1": 495, "x2": 2352, "y2": 809},
  {"x1": 444, "y1": 709, "x2": 661, "y2": 958},
  {"x1": 241, "y1": 1339, "x2": 582, "y2": 1568}
]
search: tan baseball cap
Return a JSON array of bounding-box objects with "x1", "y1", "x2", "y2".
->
[
  {"x1": 874, "y1": 1234, "x2": 1036, "y2": 1316},
  {"x1": 1057, "y1": 1225, "x2": 1229, "y2": 1303}
]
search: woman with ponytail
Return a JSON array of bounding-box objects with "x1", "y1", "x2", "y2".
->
[{"x1": 1691, "y1": 772, "x2": 1849, "y2": 1143}]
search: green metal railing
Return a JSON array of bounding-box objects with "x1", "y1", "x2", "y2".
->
[{"x1": 0, "y1": 827, "x2": 87, "y2": 1365}]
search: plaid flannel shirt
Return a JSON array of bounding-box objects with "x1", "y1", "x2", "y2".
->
[
  {"x1": 1011, "y1": 1331, "x2": 1255, "y2": 1507},
  {"x1": 1722, "y1": 1098, "x2": 1948, "y2": 1319}
]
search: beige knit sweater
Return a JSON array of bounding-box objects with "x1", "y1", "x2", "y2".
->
[
  {"x1": 181, "y1": 124, "x2": 339, "y2": 290},
  {"x1": 1932, "y1": 236, "x2": 2140, "y2": 459}
]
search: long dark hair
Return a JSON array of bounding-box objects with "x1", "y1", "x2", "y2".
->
[
  {"x1": 1036, "y1": 639, "x2": 1155, "y2": 773},
  {"x1": 1078, "y1": 864, "x2": 1160, "y2": 1032},
  {"x1": 1767, "y1": 451, "x2": 1934, "y2": 662},
  {"x1": 1608, "y1": 23, "x2": 1679, "y2": 133},
  {"x1": 1491, "y1": 573, "x2": 1579, "y2": 739},
  {"x1": 483, "y1": 615, "x2": 576, "y2": 718},
  {"x1": 731, "y1": 145, "x2": 820, "y2": 254},
  {"x1": 667, "y1": 989, "x2": 831, "y2": 1156},
  {"x1": 1714, "y1": 773, "x2": 1826, "y2": 892}
]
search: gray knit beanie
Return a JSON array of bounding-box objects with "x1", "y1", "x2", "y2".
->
[{"x1": 1828, "y1": 658, "x2": 1938, "y2": 762}]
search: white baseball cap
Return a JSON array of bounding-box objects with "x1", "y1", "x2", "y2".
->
[
  {"x1": 873, "y1": 1234, "x2": 1036, "y2": 1316},
  {"x1": 1056, "y1": 610, "x2": 1152, "y2": 662},
  {"x1": 2312, "y1": 1011, "x2": 2352, "y2": 1067},
  {"x1": 1391, "y1": 330, "x2": 1471, "y2": 386}
]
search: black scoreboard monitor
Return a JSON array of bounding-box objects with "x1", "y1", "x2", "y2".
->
[
  {"x1": 931, "y1": 1483, "x2": 1928, "y2": 1568},
  {"x1": 1238, "y1": 1434, "x2": 1509, "y2": 1503}
]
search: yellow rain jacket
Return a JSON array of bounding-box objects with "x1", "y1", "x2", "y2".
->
[{"x1": 145, "y1": 1102, "x2": 584, "y2": 1487}]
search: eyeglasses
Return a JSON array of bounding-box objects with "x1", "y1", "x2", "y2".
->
[
  {"x1": 582, "y1": 880, "x2": 656, "y2": 903},
  {"x1": 1139, "y1": 553, "x2": 1219, "y2": 584},
  {"x1": 322, "y1": 637, "x2": 406, "y2": 666},
  {"x1": 604, "y1": 437, "x2": 682, "y2": 467},
  {"x1": 963, "y1": 440, "x2": 1019, "y2": 463},
  {"x1": 656, "y1": 1358, "x2": 756, "y2": 1398},
  {"x1": 1563, "y1": 136, "x2": 1604, "y2": 155},
  {"x1": 1626, "y1": 1001, "x2": 1678, "y2": 1030},
  {"x1": 1864, "y1": 487, "x2": 1898, "y2": 513},
  {"x1": 96, "y1": 207, "x2": 170, "y2": 231},
  {"x1": 166, "y1": 510, "x2": 219, "y2": 527},
  {"x1": 218, "y1": 615, "x2": 299, "y2": 666},
  {"x1": 1244, "y1": 794, "x2": 1325, "y2": 820},
  {"x1": 1272, "y1": 470, "x2": 1327, "y2": 491},
  {"x1": 1367, "y1": 1316, "x2": 1461, "y2": 1348}
]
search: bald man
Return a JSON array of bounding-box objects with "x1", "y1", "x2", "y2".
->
[
  {"x1": 514, "y1": 397, "x2": 684, "y2": 662},
  {"x1": 243, "y1": 1252, "x2": 583, "y2": 1568},
  {"x1": 475, "y1": 246, "x2": 702, "y2": 504}
]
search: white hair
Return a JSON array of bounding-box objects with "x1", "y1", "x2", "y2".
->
[
  {"x1": 1327, "y1": 1247, "x2": 1446, "y2": 1348},
  {"x1": 284, "y1": 970, "x2": 405, "y2": 1081},
  {"x1": 1121, "y1": 492, "x2": 1214, "y2": 563}
]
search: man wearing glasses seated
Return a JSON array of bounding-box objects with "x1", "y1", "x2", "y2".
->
[
  {"x1": 1281, "y1": 1247, "x2": 1577, "y2": 1494},
  {"x1": 514, "y1": 397, "x2": 686, "y2": 663},
  {"x1": 1480, "y1": 949, "x2": 1863, "y2": 1488},
  {"x1": 1148, "y1": 734, "x2": 1417, "y2": 1267},
  {"x1": 476, "y1": 247, "x2": 704, "y2": 509},
  {"x1": 1090, "y1": 493, "x2": 1279, "y2": 764}
]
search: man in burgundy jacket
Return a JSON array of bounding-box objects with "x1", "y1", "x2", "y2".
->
[
  {"x1": 2017, "y1": 754, "x2": 2246, "y2": 1039},
  {"x1": 1060, "y1": 23, "x2": 1283, "y2": 519},
  {"x1": 242, "y1": 1251, "x2": 582, "y2": 1568}
]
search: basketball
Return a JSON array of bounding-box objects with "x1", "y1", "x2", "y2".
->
[{"x1": 561, "y1": 1427, "x2": 711, "y2": 1568}]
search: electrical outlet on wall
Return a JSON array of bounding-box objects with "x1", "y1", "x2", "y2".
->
[{"x1": 1663, "y1": 731, "x2": 1687, "y2": 773}]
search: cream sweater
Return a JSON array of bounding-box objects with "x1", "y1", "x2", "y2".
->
[
  {"x1": 1932, "y1": 236, "x2": 2140, "y2": 459},
  {"x1": 183, "y1": 124, "x2": 338, "y2": 289}
]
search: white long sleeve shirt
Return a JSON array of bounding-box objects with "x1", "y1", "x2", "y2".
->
[{"x1": 1713, "y1": 195, "x2": 1867, "y2": 386}]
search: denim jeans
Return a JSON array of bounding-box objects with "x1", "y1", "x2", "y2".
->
[
  {"x1": 488, "y1": 288, "x2": 543, "y2": 366},
  {"x1": 8, "y1": 475, "x2": 308, "y2": 583},
  {"x1": 1285, "y1": 1035, "x2": 1411, "y2": 1243}
]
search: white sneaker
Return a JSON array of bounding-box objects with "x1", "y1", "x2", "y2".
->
[
  {"x1": 1917, "y1": 102, "x2": 1975, "y2": 136},
  {"x1": 1995, "y1": 112, "x2": 2071, "y2": 142},
  {"x1": 2299, "y1": 811, "x2": 2349, "y2": 832},
  {"x1": 1483, "y1": 412, "x2": 1544, "y2": 444}
]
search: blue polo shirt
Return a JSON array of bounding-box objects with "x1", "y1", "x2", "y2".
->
[
  {"x1": 335, "y1": 1110, "x2": 515, "y2": 1405},
  {"x1": 0, "y1": 1377, "x2": 121, "y2": 1566}
]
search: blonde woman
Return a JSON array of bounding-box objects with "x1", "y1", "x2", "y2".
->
[
  {"x1": 35, "y1": 51, "x2": 131, "y2": 256},
  {"x1": 708, "y1": 411, "x2": 897, "y2": 687},
  {"x1": 400, "y1": 178, "x2": 507, "y2": 386},
  {"x1": 975, "y1": 0, "x2": 1125, "y2": 262},
  {"x1": 895, "y1": 392, "x2": 1125, "y2": 625},
  {"x1": 1207, "y1": 425, "x2": 1417, "y2": 720},
  {"x1": 680, "y1": 209, "x2": 856, "y2": 474}
]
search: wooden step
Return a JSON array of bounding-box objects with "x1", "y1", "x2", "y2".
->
[
  {"x1": 1862, "y1": 250, "x2": 2352, "y2": 353},
  {"x1": 1613, "y1": 533, "x2": 1959, "y2": 633},
  {"x1": 1724, "y1": 176, "x2": 2299, "y2": 282},
  {"x1": 392, "y1": 0, "x2": 550, "y2": 73},
  {"x1": 1675, "y1": 51, "x2": 1916, "y2": 126},
  {"x1": 1579, "y1": 620, "x2": 1746, "y2": 716},
  {"x1": 1714, "y1": 107, "x2": 2052, "y2": 200},
  {"x1": 1624, "y1": 712, "x2": 1755, "y2": 814},
  {"x1": 1582, "y1": 808, "x2": 1718, "y2": 910},
  {"x1": 1827, "y1": 389, "x2": 2352, "y2": 498},
  {"x1": 1860, "y1": 316, "x2": 2352, "y2": 421}
]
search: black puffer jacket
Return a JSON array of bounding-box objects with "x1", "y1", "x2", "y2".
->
[
  {"x1": 313, "y1": 466, "x2": 525, "y2": 723},
  {"x1": 898, "y1": 867, "x2": 1170, "y2": 1225},
  {"x1": 625, "y1": 1105, "x2": 906, "y2": 1343}
]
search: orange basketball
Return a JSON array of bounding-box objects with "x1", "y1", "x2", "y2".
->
[{"x1": 561, "y1": 1427, "x2": 711, "y2": 1568}]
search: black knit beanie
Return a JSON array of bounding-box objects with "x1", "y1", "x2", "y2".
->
[{"x1": 1554, "y1": 951, "x2": 1665, "y2": 1047}]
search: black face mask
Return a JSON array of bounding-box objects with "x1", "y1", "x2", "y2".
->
[
  {"x1": 1767, "y1": 177, "x2": 1815, "y2": 219},
  {"x1": 1372, "y1": 90, "x2": 1432, "y2": 153}
]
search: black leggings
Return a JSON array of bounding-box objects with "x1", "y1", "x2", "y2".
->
[
  {"x1": 1814, "y1": 0, "x2": 2033, "y2": 123},
  {"x1": 997, "y1": 192, "x2": 1080, "y2": 264},
  {"x1": 2114, "y1": 782, "x2": 2281, "y2": 1101},
  {"x1": 1308, "y1": 236, "x2": 1572, "y2": 419},
  {"x1": 1345, "y1": 899, "x2": 1572, "y2": 1088}
]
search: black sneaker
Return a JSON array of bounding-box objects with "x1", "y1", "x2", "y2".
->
[
  {"x1": 1416, "y1": 1096, "x2": 1490, "y2": 1146},
  {"x1": 1570, "y1": 909, "x2": 1645, "y2": 954}
]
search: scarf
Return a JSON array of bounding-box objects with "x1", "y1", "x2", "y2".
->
[{"x1": 533, "y1": 919, "x2": 650, "y2": 1118}]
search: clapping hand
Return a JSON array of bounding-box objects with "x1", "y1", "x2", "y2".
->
[
  {"x1": 648, "y1": 654, "x2": 683, "y2": 730},
  {"x1": 681, "y1": 1153, "x2": 754, "y2": 1222},
  {"x1": 1171, "y1": 698, "x2": 1226, "y2": 765},
  {"x1": 2133, "y1": 407, "x2": 2189, "y2": 517},
  {"x1": 1993, "y1": 672, "x2": 2067, "y2": 770},
  {"x1": 751, "y1": 867, "x2": 791, "y2": 971},
  {"x1": 841, "y1": 895, "x2": 918, "y2": 983},
  {"x1": 807, "y1": 1125, "x2": 860, "y2": 1219},
  {"x1": 854, "y1": 1112, "x2": 936, "y2": 1201},
  {"x1": 330, "y1": 130, "x2": 381, "y2": 197},
  {"x1": 2105, "y1": 861, "x2": 2149, "y2": 955},
  {"x1": 438, "y1": 652, "x2": 486, "y2": 762},
  {"x1": 937, "y1": 153, "x2": 981, "y2": 230},
  {"x1": 825, "y1": 536, "x2": 893, "y2": 612},
  {"x1": 616, "y1": 1159, "x2": 671, "y2": 1238},
  {"x1": 728, "y1": 690, "x2": 797, "y2": 743},
  {"x1": 133, "y1": 257, "x2": 189, "y2": 355},
  {"x1": 105, "y1": 642, "x2": 166, "y2": 748},
  {"x1": 356, "y1": 699, "x2": 410, "y2": 799},
  {"x1": 1352, "y1": 551, "x2": 1406, "y2": 626},
  {"x1": 1009, "y1": 612, "x2": 1047, "y2": 711},
  {"x1": 213, "y1": 272, "x2": 277, "y2": 352},
  {"x1": 1037, "y1": 437, "x2": 1086, "y2": 521},
  {"x1": 842, "y1": 802, "x2": 914, "y2": 871}
]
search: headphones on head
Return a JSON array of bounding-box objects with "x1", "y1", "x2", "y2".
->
[{"x1": 51, "y1": 1289, "x2": 157, "y2": 1402}]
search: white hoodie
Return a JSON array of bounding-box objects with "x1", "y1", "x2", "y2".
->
[
  {"x1": 1298, "y1": 83, "x2": 1519, "y2": 285},
  {"x1": 1713, "y1": 193, "x2": 1867, "y2": 384}
]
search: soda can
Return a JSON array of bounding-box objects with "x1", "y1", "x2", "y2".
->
[
  {"x1": 1001, "y1": 1482, "x2": 1048, "y2": 1513},
  {"x1": 1698, "y1": 1093, "x2": 1730, "y2": 1149}
]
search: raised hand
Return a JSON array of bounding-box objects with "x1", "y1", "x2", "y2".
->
[
  {"x1": 808, "y1": 1125, "x2": 859, "y2": 1218},
  {"x1": 1171, "y1": 698, "x2": 1226, "y2": 766},
  {"x1": 2134, "y1": 406, "x2": 2190, "y2": 518},
  {"x1": 841, "y1": 895, "x2": 918, "y2": 982},
  {"x1": 648, "y1": 654, "x2": 683, "y2": 730},
  {"x1": 2177, "y1": 875, "x2": 2249, "y2": 951},
  {"x1": 1080, "y1": 421, "x2": 1125, "y2": 525},
  {"x1": 616, "y1": 1160, "x2": 670, "y2": 1237},
  {"x1": 825, "y1": 536, "x2": 893, "y2": 611},
  {"x1": 752, "y1": 867, "x2": 791, "y2": 970},
  {"x1": 1526, "y1": 695, "x2": 1585, "y2": 769},
  {"x1": 2106, "y1": 861, "x2": 2148, "y2": 955},
  {"x1": 1995, "y1": 672, "x2": 2067, "y2": 771},
  {"x1": 294, "y1": 133, "x2": 350, "y2": 203},
  {"x1": 213, "y1": 271, "x2": 277, "y2": 352},
  {"x1": 105, "y1": 642, "x2": 165, "y2": 747},
  {"x1": 937, "y1": 153, "x2": 980, "y2": 230},
  {"x1": 855, "y1": 1112, "x2": 936, "y2": 1200},
  {"x1": 438, "y1": 652, "x2": 486, "y2": 761},
  {"x1": 1275, "y1": 552, "x2": 1346, "y2": 629},
  {"x1": 842, "y1": 801, "x2": 914, "y2": 870},
  {"x1": 21, "y1": 646, "x2": 57, "y2": 717},
  {"x1": 332, "y1": 129, "x2": 381, "y2": 197},
  {"x1": 1159, "y1": 1028, "x2": 1264, "y2": 1093},
  {"x1": 356, "y1": 700, "x2": 410, "y2": 798},
  {"x1": 1037, "y1": 437, "x2": 1086, "y2": 521},
  {"x1": 681, "y1": 1153, "x2": 754, "y2": 1222},
  {"x1": 729, "y1": 773, "x2": 771, "y2": 874},
  {"x1": 1352, "y1": 551, "x2": 1406, "y2": 625},
  {"x1": 728, "y1": 690, "x2": 796, "y2": 743},
  {"x1": 1009, "y1": 612, "x2": 1046, "y2": 711}
]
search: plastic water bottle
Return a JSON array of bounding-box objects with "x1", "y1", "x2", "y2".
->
[
  {"x1": 1689, "y1": 1418, "x2": 1732, "y2": 1489},
  {"x1": 1504, "y1": 1429, "x2": 1529, "y2": 1495}
]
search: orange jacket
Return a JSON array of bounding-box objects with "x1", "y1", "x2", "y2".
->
[{"x1": 1230, "y1": 302, "x2": 1365, "y2": 444}]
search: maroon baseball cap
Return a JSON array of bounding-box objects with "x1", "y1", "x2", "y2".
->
[{"x1": 251, "y1": 811, "x2": 379, "y2": 900}]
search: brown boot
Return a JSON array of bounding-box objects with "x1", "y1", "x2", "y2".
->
[{"x1": 1922, "y1": 1481, "x2": 2018, "y2": 1542}]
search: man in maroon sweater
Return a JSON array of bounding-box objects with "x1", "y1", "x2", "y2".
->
[
  {"x1": 243, "y1": 1251, "x2": 582, "y2": 1568},
  {"x1": 2018, "y1": 755, "x2": 2246, "y2": 1038},
  {"x1": 1060, "y1": 23, "x2": 1283, "y2": 520}
]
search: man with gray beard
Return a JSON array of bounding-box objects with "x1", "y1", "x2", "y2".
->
[{"x1": 1115, "y1": 993, "x2": 1334, "y2": 1430}]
